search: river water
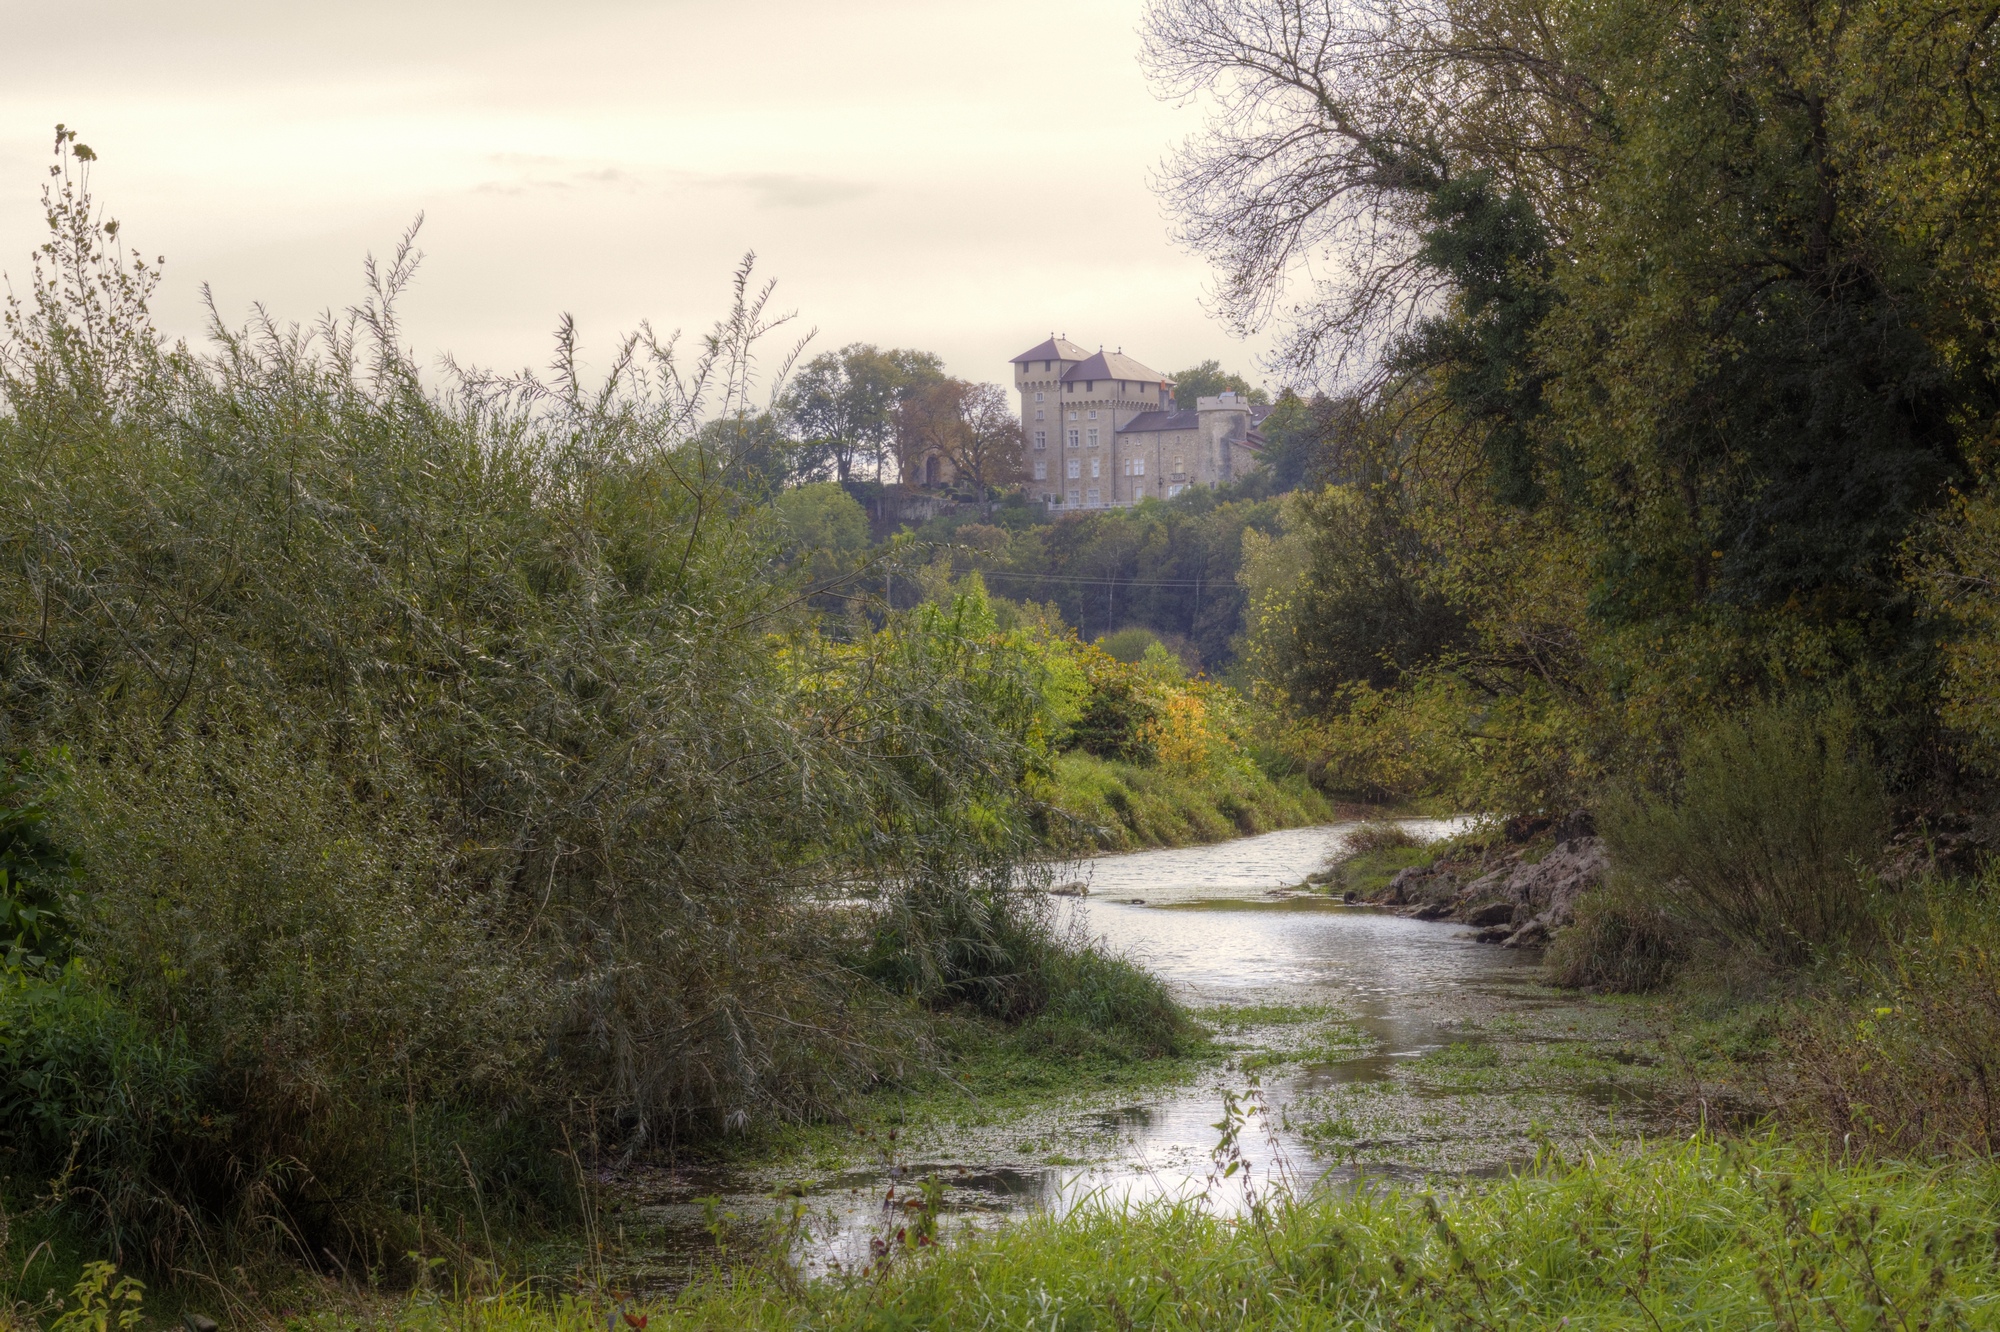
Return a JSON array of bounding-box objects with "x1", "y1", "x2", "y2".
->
[{"x1": 611, "y1": 821, "x2": 1668, "y2": 1283}]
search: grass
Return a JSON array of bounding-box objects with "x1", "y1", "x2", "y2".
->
[
  {"x1": 1044, "y1": 751, "x2": 1330, "y2": 851},
  {"x1": 295, "y1": 1137, "x2": 2000, "y2": 1330},
  {"x1": 1200, "y1": 1003, "x2": 1375, "y2": 1070},
  {"x1": 1308, "y1": 820, "x2": 1451, "y2": 900}
]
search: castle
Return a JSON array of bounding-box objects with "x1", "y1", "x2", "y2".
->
[{"x1": 1009, "y1": 336, "x2": 1271, "y2": 509}]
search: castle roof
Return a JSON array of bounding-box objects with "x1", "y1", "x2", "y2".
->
[
  {"x1": 1060, "y1": 350, "x2": 1167, "y2": 384},
  {"x1": 1117, "y1": 409, "x2": 1198, "y2": 433},
  {"x1": 1116, "y1": 401, "x2": 1276, "y2": 434},
  {"x1": 1010, "y1": 336, "x2": 1093, "y2": 364}
]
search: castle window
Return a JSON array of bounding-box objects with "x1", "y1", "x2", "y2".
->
[
  {"x1": 1034, "y1": 392, "x2": 1044, "y2": 403},
  {"x1": 1033, "y1": 459, "x2": 1048, "y2": 480},
  {"x1": 1034, "y1": 430, "x2": 1046, "y2": 450},
  {"x1": 1122, "y1": 459, "x2": 1131, "y2": 476},
  {"x1": 1067, "y1": 429, "x2": 1079, "y2": 448},
  {"x1": 1069, "y1": 411, "x2": 1078, "y2": 421},
  {"x1": 1087, "y1": 428, "x2": 1099, "y2": 447},
  {"x1": 1067, "y1": 458, "x2": 1081, "y2": 479},
  {"x1": 1090, "y1": 457, "x2": 1101, "y2": 478},
  {"x1": 1035, "y1": 409, "x2": 1044, "y2": 421},
  {"x1": 1087, "y1": 409, "x2": 1097, "y2": 419},
  {"x1": 1134, "y1": 456, "x2": 1145, "y2": 475},
  {"x1": 1086, "y1": 486, "x2": 1100, "y2": 504}
]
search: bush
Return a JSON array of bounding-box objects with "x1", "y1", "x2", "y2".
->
[
  {"x1": 1009, "y1": 942, "x2": 1196, "y2": 1062},
  {"x1": 0, "y1": 962, "x2": 210, "y2": 1269},
  {"x1": 1783, "y1": 873, "x2": 2000, "y2": 1156},
  {"x1": 0, "y1": 137, "x2": 1074, "y2": 1271},
  {"x1": 1600, "y1": 702, "x2": 1887, "y2": 964},
  {"x1": 1342, "y1": 820, "x2": 1418, "y2": 854},
  {"x1": 1545, "y1": 881, "x2": 1688, "y2": 992}
]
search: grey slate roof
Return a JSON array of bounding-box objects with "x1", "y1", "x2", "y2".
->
[
  {"x1": 1116, "y1": 402, "x2": 1275, "y2": 434},
  {"x1": 1116, "y1": 409, "x2": 1198, "y2": 433},
  {"x1": 1060, "y1": 349, "x2": 1169, "y2": 384},
  {"x1": 1010, "y1": 336, "x2": 1093, "y2": 365}
]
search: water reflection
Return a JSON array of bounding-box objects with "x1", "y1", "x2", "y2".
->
[{"x1": 622, "y1": 819, "x2": 1629, "y2": 1281}]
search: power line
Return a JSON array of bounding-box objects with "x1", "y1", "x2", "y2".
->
[{"x1": 969, "y1": 569, "x2": 1216, "y2": 590}]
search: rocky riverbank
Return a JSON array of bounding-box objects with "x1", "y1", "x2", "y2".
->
[{"x1": 1335, "y1": 816, "x2": 1609, "y2": 947}]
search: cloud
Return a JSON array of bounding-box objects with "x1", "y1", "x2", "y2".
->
[{"x1": 735, "y1": 174, "x2": 874, "y2": 210}]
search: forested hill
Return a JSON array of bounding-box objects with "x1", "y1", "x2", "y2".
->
[{"x1": 903, "y1": 487, "x2": 1281, "y2": 677}]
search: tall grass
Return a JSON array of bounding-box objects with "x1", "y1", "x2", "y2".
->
[
  {"x1": 348, "y1": 1137, "x2": 2000, "y2": 1330},
  {"x1": 0, "y1": 136, "x2": 1088, "y2": 1273},
  {"x1": 1785, "y1": 872, "x2": 2000, "y2": 1157},
  {"x1": 1598, "y1": 702, "x2": 1887, "y2": 965}
]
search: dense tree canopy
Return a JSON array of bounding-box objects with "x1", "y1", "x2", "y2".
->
[{"x1": 1149, "y1": 0, "x2": 2000, "y2": 802}]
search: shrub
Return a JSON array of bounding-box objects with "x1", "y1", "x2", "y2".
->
[
  {"x1": 0, "y1": 962, "x2": 210, "y2": 1269},
  {"x1": 0, "y1": 135, "x2": 1072, "y2": 1270},
  {"x1": 1008, "y1": 941, "x2": 1196, "y2": 1062},
  {"x1": 1783, "y1": 873, "x2": 2000, "y2": 1156},
  {"x1": 1545, "y1": 881, "x2": 1688, "y2": 992},
  {"x1": 1342, "y1": 820, "x2": 1418, "y2": 855},
  {"x1": 1600, "y1": 702, "x2": 1887, "y2": 964}
]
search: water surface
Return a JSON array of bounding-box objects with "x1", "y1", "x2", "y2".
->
[{"x1": 615, "y1": 820, "x2": 1663, "y2": 1282}]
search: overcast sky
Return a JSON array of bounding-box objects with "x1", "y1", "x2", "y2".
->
[{"x1": 0, "y1": 0, "x2": 1270, "y2": 399}]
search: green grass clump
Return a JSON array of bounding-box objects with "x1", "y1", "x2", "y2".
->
[
  {"x1": 341, "y1": 1137, "x2": 2000, "y2": 1330},
  {"x1": 1326, "y1": 842, "x2": 1436, "y2": 898}
]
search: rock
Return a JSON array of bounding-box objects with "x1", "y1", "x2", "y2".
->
[
  {"x1": 1413, "y1": 901, "x2": 1453, "y2": 921},
  {"x1": 1455, "y1": 868, "x2": 1510, "y2": 902},
  {"x1": 1504, "y1": 919, "x2": 1551, "y2": 948},
  {"x1": 1500, "y1": 837, "x2": 1607, "y2": 929},
  {"x1": 1125, "y1": 897, "x2": 1146, "y2": 905},
  {"x1": 184, "y1": 1317, "x2": 220, "y2": 1332},
  {"x1": 1466, "y1": 900, "x2": 1516, "y2": 928},
  {"x1": 1050, "y1": 881, "x2": 1089, "y2": 897},
  {"x1": 1473, "y1": 924, "x2": 1514, "y2": 943}
]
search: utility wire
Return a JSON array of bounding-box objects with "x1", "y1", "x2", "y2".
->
[{"x1": 969, "y1": 569, "x2": 1216, "y2": 590}]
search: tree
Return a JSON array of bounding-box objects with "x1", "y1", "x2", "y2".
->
[
  {"x1": 949, "y1": 383, "x2": 1028, "y2": 514},
  {"x1": 1144, "y1": 0, "x2": 2000, "y2": 806},
  {"x1": 780, "y1": 345, "x2": 897, "y2": 482},
  {"x1": 779, "y1": 344, "x2": 947, "y2": 483},
  {"x1": 894, "y1": 379, "x2": 1024, "y2": 510},
  {"x1": 1167, "y1": 359, "x2": 1268, "y2": 409},
  {"x1": 694, "y1": 410, "x2": 795, "y2": 501}
]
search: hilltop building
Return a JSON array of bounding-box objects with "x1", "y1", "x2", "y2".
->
[{"x1": 1010, "y1": 335, "x2": 1271, "y2": 509}]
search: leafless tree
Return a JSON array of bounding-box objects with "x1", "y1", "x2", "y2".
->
[{"x1": 1141, "y1": 0, "x2": 1604, "y2": 388}]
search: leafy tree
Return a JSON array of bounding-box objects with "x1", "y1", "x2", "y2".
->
[
  {"x1": 1166, "y1": 359, "x2": 1268, "y2": 409},
  {"x1": 773, "y1": 480, "x2": 870, "y2": 557},
  {"x1": 894, "y1": 378, "x2": 1024, "y2": 510},
  {"x1": 780, "y1": 344, "x2": 899, "y2": 482},
  {"x1": 1146, "y1": 0, "x2": 2000, "y2": 802}
]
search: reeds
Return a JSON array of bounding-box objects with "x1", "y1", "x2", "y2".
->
[{"x1": 0, "y1": 135, "x2": 1089, "y2": 1273}]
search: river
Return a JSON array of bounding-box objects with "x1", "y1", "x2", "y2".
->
[{"x1": 609, "y1": 820, "x2": 1672, "y2": 1284}]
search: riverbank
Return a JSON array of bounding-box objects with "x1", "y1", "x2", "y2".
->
[
  {"x1": 348, "y1": 1137, "x2": 1999, "y2": 1331},
  {"x1": 1041, "y1": 751, "x2": 1334, "y2": 851}
]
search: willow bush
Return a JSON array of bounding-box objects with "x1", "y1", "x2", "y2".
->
[
  {"x1": 0, "y1": 135, "x2": 1070, "y2": 1270},
  {"x1": 1598, "y1": 702, "x2": 1888, "y2": 965}
]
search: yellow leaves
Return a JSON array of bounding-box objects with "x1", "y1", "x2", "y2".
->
[{"x1": 1136, "y1": 687, "x2": 1217, "y2": 772}]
